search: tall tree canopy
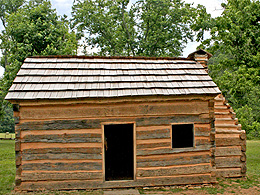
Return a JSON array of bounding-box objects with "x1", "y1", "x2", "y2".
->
[
  {"x1": 0, "y1": 0, "x2": 78, "y2": 131},
  {"x1": 0, "y1": 0, "x2": 25, "y2": 28},
  {"x1": 71, "y1": 0, "x2": 210, "y2": 57},
  {"x1": 199, "y1": 0, "x2": 260, "y2": 138}
]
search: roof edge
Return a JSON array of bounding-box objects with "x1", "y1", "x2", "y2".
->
[{"x1": 7, "y1": 94, "x2": 219, "y2": 105}]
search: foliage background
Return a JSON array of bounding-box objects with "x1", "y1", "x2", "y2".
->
[
  {"x1": 0, "y1": 0, "x2": 78, "y2": 132},
  {"x1": 201, "y1": 0, "x2": 260, "y2": 139}
]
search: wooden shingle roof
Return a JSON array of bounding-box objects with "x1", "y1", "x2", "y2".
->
[{"x1": 6, "y1": 56, "x2": 221, "y2": 100}]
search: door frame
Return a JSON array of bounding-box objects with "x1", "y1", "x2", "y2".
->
[{"x1": 101, "y1": 122, "x2": 136, "y2": 182}]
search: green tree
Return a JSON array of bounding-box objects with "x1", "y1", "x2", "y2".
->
[
  {"x1": 0, "y1": 0, "x2": 25, "y2": 28},
  {"x1": 0, "y1": 105, "x2": 14, "y2": 133},
  {"x1": 71, "y1": 0, "x2": 210, "y2": 57},
  {"x1": 0, "y1": 0, "x2": 25, "y2": 133},
  {"x1": 198, "y1": 0, "x2": 260, "y2": 138},
  {"x1": 0, "y1": 0, "x2": 78, "y2": 130}
]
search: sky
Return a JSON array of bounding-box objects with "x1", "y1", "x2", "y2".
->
[{"x1": 0, "y1": 0, "x2": 224, "y2": 76}]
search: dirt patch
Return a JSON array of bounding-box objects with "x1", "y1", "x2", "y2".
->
[
  {"x1": 139, "y1": 179, "x2": 260, "y2": 195},
  {"x1": 140, "y1": 186, "x2": 260, "y2": 195}
]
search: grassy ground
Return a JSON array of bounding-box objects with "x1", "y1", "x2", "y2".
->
[
  {"x1": 0, "y1": 140, "x2": 259, "y2": 195},
  {"x1": 0, "y1": 140, "x2": 15, "y2": 195},
  {"x1": 246, "y1": 140, "x2": 260, "y2": 177}
]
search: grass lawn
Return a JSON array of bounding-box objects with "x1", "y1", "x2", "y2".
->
[
  {"x1": 0, "y1": 140, "x2": 15, "y2": 195},
  {"x1": 246, "y1": 140, "x2": 260, "y2": 177},
  {"x1": 0, "y1": 140, "x2": 259, "y2": 194}
]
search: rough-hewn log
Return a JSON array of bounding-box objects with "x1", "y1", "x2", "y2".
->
[
  {"x1": 211, "y1": 158, "x2": 216, "y2": 167},
  {"x1": 136, "y1": 125, "x2": 170, "y2": 131},
  {"x1": 216, "y1": 130, "x2": 243, "y2": 134},
  {"x1": 16, "y1": 152, "x2": 22, "y2": 166},
  {"x1": 15, "y1": 129, "x2": 21, "y2": 139},
  {"x1": 18, "y1": 119, "x2": 101, "y2": 130},
  {"x1": 22, "y1": 134, "x2": 101, "y2": 143},
  {"x1": 18, "y1": 116, "x2": 210, "y2": 130},
  {"x1": 23, "y1": 153, "x2": 102, "y2": 161},
  {"x1": 210, "y1": 133, "x2": 215, "y2": 142},
  {"x1": 214, "y1": 101, "x2": 224, "y2": 106},
  {"x1": 138, "y1": 116, "x2": 210, "y2": 127},
  {"x1": 137, "y1": 142, "x2": 171, "y2": 149},
  {"x1": 18, "y1": 174, "x2": 214, "y2": 191},
  {"x1": 241, "y1": 163, "x2": 247, "y2": 174},
  {"x1": 241, "y1": 152, "x2": 246, "y2": 162},
  {"x1": 211, "y1": 170, "x2": 216, "y2": 177},
  {"x1": 215, "y1": 134, "x2": 246, "y2": 146},
  {"x1": 137, "y1": 164, "x2": 211, "y2": 177},
  {"x1": 19, "y1": 101, "x2": 209, "y2": 120},
  {"x1": 241, "y1": 145, "x2": 246, "y2": 152},
  {"x1": 22, "y1": 161, "x2": 102, "y2": 171},
  {"x1": 210, "y1": 148, "x2": 215, "y2": 157},
  {"x1": 199, "y1": 113, "x2": 210, "y2": 119},
  {"x1": 208, "y1": 100, "x2": 215, "y2": 108},
  {"x1": 137, "y1": 153, "x2": 211, "y2": 167},
  {"x1": 136, "y1": 129, "x2": 170, "y2": 140},
  {"x1": 22, "y1": 171, "x2": 103, "y2": 181},
  {"x1": 15, "y1": 141, "x2": 21, "y2": 152},
  {"x1": 137, "y1": 145, "x2": 211, "y2": 156},
  {"x1": 15, "y1": 177, "x2": 21, "y2": 187},
  {"x1": 214, "y1": 106, "x2": 228, "y2": 112},
  {"x1": 21, "y1": 143, "x2": 102, "y2": 150},
  {"x1": 234, "y1": 118, "x2": 239, "y2": 125},
  {"x1": 215, "y1": 168, "x2": 242, "y2": 178},
  {"x1": 215, "y1": 126, "x2": 238, "y2": 131},
  {"x1": 16, "y1": 166, "x2": 22, "y2": 176},
  {"x1": 194, "y1": 124, "x2": 211, "y2": 137},
  {"x1": 215, "y1": 119, "x2": 235, "y2": 125},
  {"x1": 21, "y1": 129, "x2": 101, "y2": 138},
  {"x1": 214, "y1": 113, "x2": 234, "y2": 119},
  {"x1": 215, "y1": 146, "x2": 242, "y2": 157},
  {"x1": 240, "y1": 133, "x2": 246, "y2": 140},
  {"x1": 215, "y1": 157, "x2": 242, "y2": 168},
  {"x1": 22, "y1": 115, "x2": 209, "y2": 130},
  {"x1": 195, "y1": 138, "x2": 211, "y2": 146},
  {"x1": 22, "y1": 147, "x2": 102, "y2": 154}
]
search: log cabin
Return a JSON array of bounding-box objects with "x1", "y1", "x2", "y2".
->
[{"x1": 6, "y1": 49, "x2": 246, "y2": 191}]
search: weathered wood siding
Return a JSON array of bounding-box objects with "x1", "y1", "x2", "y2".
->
[
  {"x1": 214, "y1": 95, "x2": 246, "y2": 178},
  {"x1": 14, "y1": 97, "x2": 216, "y2": 191}
]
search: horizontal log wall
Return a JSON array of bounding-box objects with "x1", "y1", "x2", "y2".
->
[
  {"x1": 14, "y1": 98, "x2": 216, "y2": 191},
  {"x1": 214, "y1": 95, "x2": 246, "y2": 178},
  {"x1": 135, "y1": 122, "x2": 214, "y2": 183},
  {"x1": 20, "y1": 128, "x2": 103, "y2": 185}
]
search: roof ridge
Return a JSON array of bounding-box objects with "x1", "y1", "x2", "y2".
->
[{"x1": 26, "y1": 55, "x2": 192, "y2": 61}]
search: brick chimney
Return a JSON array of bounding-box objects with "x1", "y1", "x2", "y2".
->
[{"x1": 187, "y1": 49, "x2": 212, "y2": 72}]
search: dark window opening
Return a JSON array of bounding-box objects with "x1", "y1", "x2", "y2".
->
[
  {"x1": 104, "y1": 124, "x2": 134, "y2": 181},
  {"x1": 172, "y1": 124, "x2": 194, "y2": 148}
]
